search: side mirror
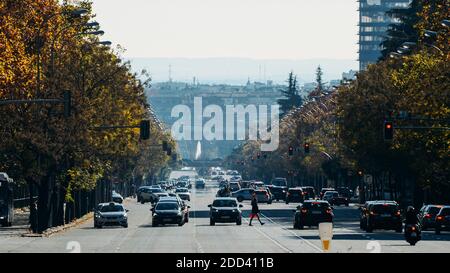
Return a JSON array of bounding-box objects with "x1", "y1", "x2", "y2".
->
[
  {"x1": 239, "y1": 204, "x2": 243, "y2": 208},
  {"x1": 207, "y1": 204, "x2": 211, "y2": 207},
  {"x1": 150, "y1": 207, "x2": 155, "y2": 212},
  {"x1": 126, "y1": 209, "x2": 130, "y2": 212}
]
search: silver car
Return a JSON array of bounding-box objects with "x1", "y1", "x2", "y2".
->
[
  {"x1": 175, "y1": 188, "x2": 191, "y2": 201},
  {"x1": 94, "y1": 202, "x2": 129, "y2": 228}
]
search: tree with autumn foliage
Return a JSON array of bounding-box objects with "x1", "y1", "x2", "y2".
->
[{"x1": 0, "y1": 0, "x2": 174, "y2": 233}]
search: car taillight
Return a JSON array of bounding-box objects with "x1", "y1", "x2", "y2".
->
[
  {"x1": 411, "y1": 226, "x2": 416, "y2": 231},
  {"x1": 424, "y1": 213, "x2": 432, "y2": 219},
  {"x1": 370, "y1": 211, "x2": 377, "y2": 216},
  {"x1": 301, "y1": 209, "x2": 308, "y2": 214},
  {"x1": 326, "y1": 209, "x2": 332, "y2": 214},
  {"x1": 436, "y1": 215, "x2": 444, "y2": 221},
  {"x1": 395, "y1": 211, "x2": 401, "y2": 216}
]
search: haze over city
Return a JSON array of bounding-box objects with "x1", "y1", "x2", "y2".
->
[{"x1": 90, "y1": 0, "x2": 360, "y2": 83}]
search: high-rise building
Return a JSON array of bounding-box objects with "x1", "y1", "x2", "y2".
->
[{"x1": 358, "y1": 0, "x2": 412, "y2": 71}]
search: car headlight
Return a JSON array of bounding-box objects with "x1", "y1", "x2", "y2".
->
[
  {"x1": 95, "y1": 214, "x2": 102, "y2": 218},
  {"x1": 212, "y1": 208, "x2": 218, "y2": 212}
]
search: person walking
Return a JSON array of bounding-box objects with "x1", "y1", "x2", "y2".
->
[{"x1": 249, "y1": 192, "x2": 264, "y2": 226}]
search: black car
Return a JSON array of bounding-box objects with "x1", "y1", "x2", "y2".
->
[
  {"x1": 268, "y1": 186, "x2": 286, "y2": 201},
  {"x1": 319, "y1": 188, "x2": 335, "y2": 199},
  {"x1": 293, "y1": 200, "x2": 333, "y2": 229},
  {"x1": 337, "y1": 187, "x2": 353, "y2": 199},
  {"x1": 418, "y1": 205, "x2": 443, "y2": 230},
  {"x1": 285, "y1": 188, "x2": 304, "y2": 204},
  {"x1": 208, "y1": 198, "x2": 243, "y2": 226},
  {"x1": 151, "y1": 201, "x2": 188, "y2": 227},
  {"x1": 435, "y1": 206, "x2": 450, "y2": 235},
  {"x1": 361, "y1": 201, "x2": 402, "y2": 233},
  {"x1": 301, "y1": 186, "x2": 316, "y2": 200}
]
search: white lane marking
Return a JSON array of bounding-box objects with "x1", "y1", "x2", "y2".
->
[
  {"x1": 191, "y1": 190, "x2": 205, "y2": 254},
  {"x1": 242, "y1": 217, "x2": 293, "y2": 253},
  {"x1": 259, "y1": 213, "x2": 324, "y2": 253}
]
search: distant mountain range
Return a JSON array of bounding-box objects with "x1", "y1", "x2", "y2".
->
[{"x1": 126, "y1": 57, "x2": 358, "y2": 85}]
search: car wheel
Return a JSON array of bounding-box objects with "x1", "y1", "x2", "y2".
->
[
  {"x1": 285, "y1": 201, "x2": 289, "y2": 204},
  {"x1": 435, "y1": 226, "x2": 441, "y2": 235},
  {"x1": 237, "y1": 196, "x2": 244, "y2": 202},
  {"x1": 210, "y1": 219, "x2": 215, "y2": 226},
  {"x1": 276, "y1": 199, "x2": 279, "y2": 202},
  {"x1": 178, "y1": 221, "x2": 184, "y2": 226},
  {"x1": 123, "y1": 223, "x2": 128, "y2": 228},
  {"x1": 395, "y1": 226, "x2": 402, "y2": 233},
  {"x1": 236, "y1": 218, "x2": 242, "y2": 225},
  {"x1": 152, "y1": 221, "x2": 158, "y2": 227},
  {"x1": 140, "y1": 200, "x2": 145, "y2": 204},
  {"x1": 298, "y1": 224, "x2": 304, "y2": 230}
]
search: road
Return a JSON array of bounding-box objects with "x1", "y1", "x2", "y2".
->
[{"x1": 1, "y1": 179, "x2": 449, "y2": 253}]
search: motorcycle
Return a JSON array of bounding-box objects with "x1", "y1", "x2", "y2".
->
[{"x1": 404, "y1": 224, "x2": 421, "y2": 246}]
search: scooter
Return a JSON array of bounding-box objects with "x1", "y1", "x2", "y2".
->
[{"x1": 405, "y1": 224, "x2": 421, "y2": 246}]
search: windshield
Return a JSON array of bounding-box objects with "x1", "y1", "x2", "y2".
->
[
  {"x1": 100, "y1": 205, "x2": 124, "y2": 212},
  {"x1": 176, "y1": 188, "x2": 188, "y2": 193},
  {"x1": 213, "y1": 200, "x2": 237, "y2": 207},
  {"x1": 372, "y1": 205, "x2": 398, "y2": 214},
  {"x1": 303, "y1": 202, "x2": 330, "y2": 210},
  {"x1": 156, "y1": 203, "x2": 179, "y2": 210},
  {"x1": 272, "y1": 179, "x2": 286, "y2": 186}
]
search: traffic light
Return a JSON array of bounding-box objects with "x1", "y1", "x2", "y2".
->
[
  {"x1": 288, "y1": 146, "x2": 294, "y2": 156},
  {"x1": 304, "y1": 142, "x2": 310, "y2": 154},
  {"x1": 384, "y1": 121, "x2": 394, "y2": 141},
  {"x1": 162, "y1": 141, "x2": 168, "y2": 151},
  {"x1": 140, "y1": 120, "x2": 150, "y2": 140},
  {"x1": 63, "y1": 90, "x2": 71, "y2": 118}
]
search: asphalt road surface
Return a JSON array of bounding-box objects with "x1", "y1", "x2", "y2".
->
[{"x1": 1, "y1": 179, "x2": 450, "y2": 253}]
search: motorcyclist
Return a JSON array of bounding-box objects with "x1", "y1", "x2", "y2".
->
[{"x1": 405, "y1": 206, "x2": 418, "y2": 225}]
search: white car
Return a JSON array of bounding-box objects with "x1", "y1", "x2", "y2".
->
[{"x1": 175, "y1": 188, "x2": 191, "y2": 201}]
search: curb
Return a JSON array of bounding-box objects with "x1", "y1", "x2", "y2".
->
[
  {"x1": 19, "y1": 197, "x2": 134, "y2": 238},
  {"x1": 21, "y1": 212, "x2": 94, "y2": 238}
]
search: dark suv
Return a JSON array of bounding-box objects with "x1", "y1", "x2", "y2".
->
[
  {"x1": 293, "y1": 200, "x2": 333, "y2": 229},
  {"x1": 435, "y1": 206, "x2": 450, "y2": 235},
  {"x1": 301, "y1": 186, "x2": 316, "y2": 200},
  {"x1": 208, "y1": 198, "x2": 243, "y2": 226},
  {"x1": 361, "y1": 201, "x2": 402, "y2": 233},
  {"x1": 285, "y1": 188, "x2": 304, "y2": 204},
  {"x1": 268, "y1": 178, "x2": 288, "y2": 201},
  {"x1": 418, "y1": 205, "x2": 443, "y2": 230}
]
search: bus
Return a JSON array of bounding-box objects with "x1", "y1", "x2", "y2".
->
[{"x1": 0, "y1": 172, "x2": 14, "y2": 227}]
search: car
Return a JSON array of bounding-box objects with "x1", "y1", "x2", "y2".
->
[
  {"x1": 231, "y1": 188, "x2": 254, "y2": 202},
  {"x1": 195, "y1": 179, "x2": 206, "y2": 189},
  {"x1": 322, "y1": 191, "x2": 338, "y2": 202},
  {"x1": 208, "y1": 197, "x2": 243, "y2": 225},
  {"x1": 229, "y1": 182, "x2": 241, "y2": 192},
  {"x1": 112, "y1": 191, "x2": 124, "y2": 204},
  {"x1": 337, "y1": 187, "x2": 353, "y2": 199},
  {"x1": 285, "y1": 188, "x2": 304, "y2": 204},
  {"x1": 255, "y1": 189, "x2": 272, "y2": 204},
  {"x1": 94, "y1": 202, "x2": 128, "y2": 228},
  {"x1": 151, "y1": 191, "x2": 169, "y2": 204},
  {"x1": 320, "y1": 188, "x2": 336, "y2": 199},
  {"x1": 251, "y1": 181, "x2": 266, "y2": 189},
  {"x1": 361, "y1": 201, "x2": 402, "y2": 233},
  {"x1": 137, "y1": 186, "x2": 154, "y2": 203},
  {"x1": 155, "y1": 196, "x2": 190, "y2": 222},
  {"x1": 324, "y1": 191, "x2": 349, "y2": 206},
  {"x1": 359, "y1": 201, "x2": 379, "y2": 230},
  {"x1": 151, "y1": 200, "x2": 188, "y2": 227},
  {"x1": 268, "y1": 187, "x2": 286, "y2": 202},
  {"x1": 0, "y1": 173, "x2": 14, "y2": 227},
  {"x1": 435, "y1": 206, "x2": 450, "y2": 235},
  {"x1": 301, "y1": 186, "x2": 316, "y2": 200},
  {"x1": 270, "y1": 177, "x2": 287, "y2": 188},
  {"x1": 175, "y1": 188, "x2": 191, "y2": 201},
  {"x1": 230, "y1": 176, "x2": 242, "y2": 182},
  {"x1": 293, "y1": 200, "x2": 333, "y2": 229},
  {"x1": 418, "y1": 205, "x2": 443, "y2": 230}
]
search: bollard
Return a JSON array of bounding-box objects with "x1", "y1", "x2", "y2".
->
[{"x1": 319, "y1": 222, "x2": 333, "y2": 252}]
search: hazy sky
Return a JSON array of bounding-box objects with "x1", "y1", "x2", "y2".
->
[{"x1": 90, "y1": 0, "x2": 359, "y2": 60}]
